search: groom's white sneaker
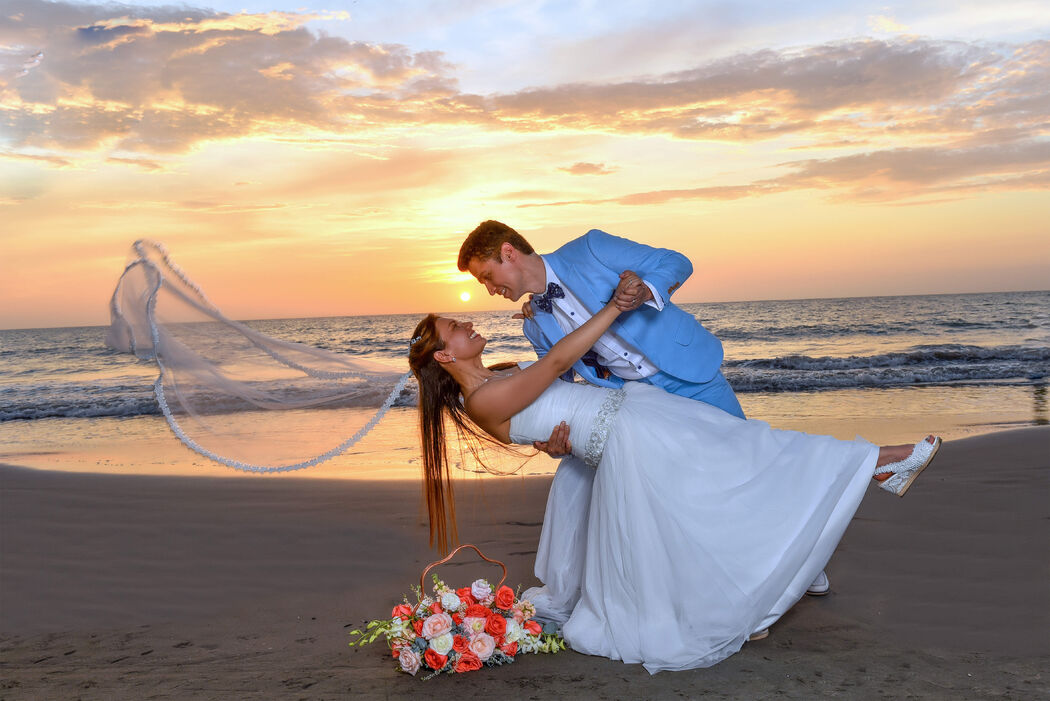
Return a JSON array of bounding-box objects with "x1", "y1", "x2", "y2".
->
[{"x1": 806, "y1": 570, "x2": 831, "y2": 597}]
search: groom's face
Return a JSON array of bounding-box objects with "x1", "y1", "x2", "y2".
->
[{"x1": 466, "y1": 243, "x2": 528, "y2": 301}]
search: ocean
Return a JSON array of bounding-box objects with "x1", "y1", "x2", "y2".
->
[{"x1": 1, "y1": 291, "x2": 1047, "y2": 479}]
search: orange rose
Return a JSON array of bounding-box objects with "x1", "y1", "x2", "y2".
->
[
  {"x1": 523, "y1": 620, "x2": 542, "y2": 636},
  {"x1": 501, "y1": 641, "x2": 518, "y2": 657},
  {"x1": 391, "y1": 604, "x2": 414, "y2": 619},
  {"x1": 452, "y1": 635, "x2": 470, "y2": 654},
  {"x1": 452, "y1": 613, "x2": 463, "y2": 625},
  {"x1": 464, "y1": 604, "x2": 490, "y2": 619},
  {"x1": 494, "y1": 585, "x2": 515, "y2": 610},
  {"x1": 455, "y1": 651, "x2": 482, "y2": 673},
  {"x1": 423, "y1": 648, "x2": 447, "y2": 671},
  {"x1": 456, "y1": 587, "x2": 476, "y2": 607},
  {"x1": 413, "y1": 619, "x2": 424, "y2": 636},
  {"x1": 429, "y1": 601, "x2": 443, "y2": 614},
  {"x1": 485, "y1": 614, "x2": 507, "y2": 638}
]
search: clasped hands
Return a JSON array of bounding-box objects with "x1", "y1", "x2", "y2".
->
[{"x1": 513, "y1": 270, "x2": 652, "y2": 321}]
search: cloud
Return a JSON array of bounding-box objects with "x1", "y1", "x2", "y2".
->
[
  {"x1": 0, "y1": 0, "x2": 455, "y2": 152},
  {"x1": 104, "y1": 155, "x2": 165, "y2": 171},
  {"x1": 0, "y1": 2, "x2": 1046, "y2": 205},
  {"x1": 868, "y1": 15, "x2": 910, "y2": 34},
  {"x1": 520, "y1": 139, "x2": 1050, "y2": 207},
  {"x1": 0, "y1": 150, "x2": 74, "y2": 167},
  {"x1": 558, "y1": 162, "x2": 615, "y2": 175}
]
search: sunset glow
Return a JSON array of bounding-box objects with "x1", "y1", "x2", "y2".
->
[{"x1": 1, "y1": 1, "x2": 1048, "y2": 329}]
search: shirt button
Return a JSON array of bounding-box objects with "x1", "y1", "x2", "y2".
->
[
  {"x1": 569, "y1": 312, "x2": 574, "y2": 316},
  {"x1": 623, "y1": 352, "x2": 628, "y2": 356}
]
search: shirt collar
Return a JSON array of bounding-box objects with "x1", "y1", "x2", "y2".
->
[{"x1": 540, "y1": 256, "x2": 562, "y2": 290}]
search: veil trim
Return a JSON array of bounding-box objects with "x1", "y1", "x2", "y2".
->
[{"x1": 110, "y1": 240, "x2": 413, "y2": 473}]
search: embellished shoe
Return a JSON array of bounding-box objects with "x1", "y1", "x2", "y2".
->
[
  {"x1": 874, "y1": 437, "x2": 942, "y2": 497},
  {"x1": 748, "y1": 628, "x2": 769, "y2": 642}
]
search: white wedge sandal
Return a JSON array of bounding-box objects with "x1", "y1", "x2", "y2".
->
[{"x1": 873, "y1": 436, "x2": 942, "y2": 497}]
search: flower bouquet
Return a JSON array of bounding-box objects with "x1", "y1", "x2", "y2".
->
[{"x1": 348, "y1": 544, "x2": 565, "y2": 678}]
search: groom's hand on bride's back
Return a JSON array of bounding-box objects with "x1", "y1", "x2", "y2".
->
[
  {"x1": 513, "y1": 298, "x2": 536, "y2": 321},
  {"x1": 533, "y1": 421, "x2": 572, "y2": 457}
]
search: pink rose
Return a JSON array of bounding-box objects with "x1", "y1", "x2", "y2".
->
[
  {"x1": 468, "y1": 632, "x2": 496, "y2": 661},
  {"x1": 398, "y1": 647, "x2": 421, "y2": 675},
  {"x1": 420, "y1": 612, "x2": 453, "y2": 640},
  {"x1": 512, "y1": 608, "x2": 525, "y2": 623},
  {"x1": 471, "y1": 579, "x2": 493, "y2": 601},
  {"x1": 462, "y1": 616, "x2": 487, "y2": 635}
]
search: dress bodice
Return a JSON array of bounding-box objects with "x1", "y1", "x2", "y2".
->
[{"x1": 509, "y1": 374, "x2": 625, "y2": 468}]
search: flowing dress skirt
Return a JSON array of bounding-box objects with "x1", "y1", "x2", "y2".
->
[{"x1": 517, "y1": 381, "x2": 878, "y2": 672}]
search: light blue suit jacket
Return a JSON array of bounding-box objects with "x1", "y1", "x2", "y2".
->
[{"x1": 522, "y1": 230, "x2": 724, "y2": 388}]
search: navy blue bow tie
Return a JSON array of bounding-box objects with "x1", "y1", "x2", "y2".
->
[{"x1": 531, "y1": 282, "x2": 565, "y2": 313}]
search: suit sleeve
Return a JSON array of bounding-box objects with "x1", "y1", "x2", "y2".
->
[
  {"x1": 523, "y1": 318, "x2": 576, "y2": 383},
  {"x1": 583, "y1": 229, "x2": 693, "y2": 305}
]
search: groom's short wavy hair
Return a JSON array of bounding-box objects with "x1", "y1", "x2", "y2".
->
[{"x1": 457, "y1": 220, "x2": 535, "y2": 271}]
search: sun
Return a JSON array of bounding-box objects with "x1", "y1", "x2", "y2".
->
[{"x1": 460, "y1": 292, "x2": 471, "y2": 302}]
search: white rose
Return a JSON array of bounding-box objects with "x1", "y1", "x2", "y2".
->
[
  {"x1": 429, "y1": 632, "x2": 454, "y2": 655},
  {"x1": 503, "y1": 619, "x2": 522, "y2": 644},
  {"x1": 398, "y1": 647, "x2": 421, "y2": 675},
  {"x1": 471, "y1": 579, "x2": 492, "y2": 600},
  {"x1": 440, "y1": 591, "x2": 462, "y2": 612}
]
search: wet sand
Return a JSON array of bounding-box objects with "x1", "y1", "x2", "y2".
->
[{"x1": 1, "y1": 427, "x2": 1048, "y2": 699}]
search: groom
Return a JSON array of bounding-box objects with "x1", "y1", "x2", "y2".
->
[
  {"x1": 458, "y1": 220, "x2": 744, "y2": 418},
  {"x1": 458, "y1": 220, "x2": 832, "y2": 603}
]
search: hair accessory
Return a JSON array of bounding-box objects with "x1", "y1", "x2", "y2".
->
[{"x1": 410, "y1": 335, "x2": 423, "y2": 346}]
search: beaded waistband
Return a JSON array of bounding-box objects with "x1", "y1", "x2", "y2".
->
[{"x1": 583, "y1": 388, "x2": 627, "y2": 468}]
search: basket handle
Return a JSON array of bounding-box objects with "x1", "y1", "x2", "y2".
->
[{"x1": 419, "y1": 543, "x2": 507, "y2": 593}]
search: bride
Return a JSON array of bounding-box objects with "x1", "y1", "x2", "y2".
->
[{"x1": 407, "y1": 288, "x2": 941, "y2": 673}]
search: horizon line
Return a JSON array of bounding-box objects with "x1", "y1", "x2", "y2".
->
[{"x1": 2, "y1": 288, "x2": 1045, "y2": 333}]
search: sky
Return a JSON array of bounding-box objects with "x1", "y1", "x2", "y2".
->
[{"x1": 1, "y1": 0, "x2": 1048, "y2": 329}]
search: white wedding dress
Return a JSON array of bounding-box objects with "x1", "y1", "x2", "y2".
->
[{"x1": 510, "y1": 371, "x2": 878, "y2": 673}]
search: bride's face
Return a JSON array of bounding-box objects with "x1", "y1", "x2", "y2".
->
[{"x1": 435, "y1": 317, "x2": 486, "y2": 360}]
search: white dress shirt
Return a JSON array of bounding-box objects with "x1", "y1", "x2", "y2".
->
[{"x1": 541, "y1": 258, "x2": 661, "y2": 380}]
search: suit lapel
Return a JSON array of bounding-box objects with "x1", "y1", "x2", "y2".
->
[
  {"x1": 545, "y1": 250, "x2": 637, "y2": 346},
  {"x1": 546, "y1": 254, "x2": 603, "y2": 314}
]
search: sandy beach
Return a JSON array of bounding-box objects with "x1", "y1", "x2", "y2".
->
[{"x1": 1, "y1": 426, "x2": 1048, "y2": 700}]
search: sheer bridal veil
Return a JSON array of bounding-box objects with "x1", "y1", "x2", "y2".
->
[{"x1": 107, "y1": 240, "x2": 411, "y2": 472}]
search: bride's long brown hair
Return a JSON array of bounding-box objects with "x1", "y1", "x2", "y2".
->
[{"x1": 407, "y1": 314, "x2": 517, "y2": 553}]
